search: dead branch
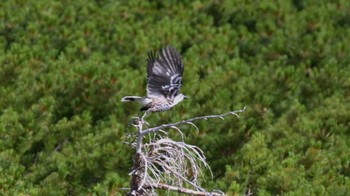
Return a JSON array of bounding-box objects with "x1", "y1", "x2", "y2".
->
[
  {"x1": 144, "y1": 183, "x2": 224, "y2": 195},
  {"x1": 127, "y1": 107, "x2": 246, "y2": 195},
  {"x1": 142, "y1": 107, "x2": 246, "y2": 135}
]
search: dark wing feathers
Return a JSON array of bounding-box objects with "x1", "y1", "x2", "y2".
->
[{"x1": 146, "y1": 46, "x2": 184, "y2": 99}]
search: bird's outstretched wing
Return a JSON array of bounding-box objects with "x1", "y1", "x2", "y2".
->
[{"x1": 146, "y1": 46, "x2": 184, "y2": 99}]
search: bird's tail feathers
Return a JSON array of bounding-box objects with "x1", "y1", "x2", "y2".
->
[{"x1": 121, "y1": 96, "x2": 143, "y2": 102}]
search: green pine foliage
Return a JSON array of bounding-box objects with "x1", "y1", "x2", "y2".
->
[{"x1": 1, "y1": 0, "x2": 350, "y2": 195}]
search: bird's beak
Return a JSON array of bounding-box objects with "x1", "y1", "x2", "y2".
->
[{"x1": 184, "y1": 95, "x2": 189, "y2": 99}]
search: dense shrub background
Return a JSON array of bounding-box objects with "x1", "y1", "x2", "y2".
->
[{"x1": 1, "y1": 0, "x2": 350, "y2": 195}]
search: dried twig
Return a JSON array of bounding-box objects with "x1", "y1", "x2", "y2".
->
[
  {"x1": 144, "y1": 183, "x2": 224, "y2": 195},
  {"x1": 142, "y1": 107, "x2": 246, "y2": 135},
  {"x1": 127, "y1": 107, "x2": 246, "y2": 195}
]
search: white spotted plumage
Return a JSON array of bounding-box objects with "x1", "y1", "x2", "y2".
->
[{"x1": 121, "y1": 46, "x2": 186, "y2": 114}]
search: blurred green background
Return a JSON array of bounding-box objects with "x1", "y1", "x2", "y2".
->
[{"x1": 1, "y1": 0, "x2": 350, "y2": 195}]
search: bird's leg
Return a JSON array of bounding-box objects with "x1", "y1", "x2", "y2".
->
[
  {"x1": 141, "y1": 112, "x2": 146, "y2": 120},
  {"x1": 141, "y1": 111, "x2": 149, "y2": 126}
]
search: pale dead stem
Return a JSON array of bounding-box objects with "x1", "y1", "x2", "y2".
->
[{"x1": 126, "y1": 107, "x2": 246, "y2": 196}]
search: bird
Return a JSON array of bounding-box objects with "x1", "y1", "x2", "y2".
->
[{"x1": 121, "y1": 45, "x2": 187, "y2": 119}]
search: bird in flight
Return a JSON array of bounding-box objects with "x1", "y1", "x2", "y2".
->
[{"x1": 121, "y1": 45, "x2": 186, "y2": 119}]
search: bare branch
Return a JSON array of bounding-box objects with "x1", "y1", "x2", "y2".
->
[
  {"x1": 186, "y1": 121, "x2": 199, "y2": 132},
  {"x1": 127, "y1": 107, "x2": 246, "y2": 195},
  {"x1": 144, "y1": 183, "x2": 224, "y2": 196},
  {"x1": 141, "y1": 107, "x2": 246, "y2": 135},
  {"x1": 134, "y1": 120, "x2": 143, "y2": 154},
  {"x1": 138, "y1": 153, "x2": 148, "y2": 190}
]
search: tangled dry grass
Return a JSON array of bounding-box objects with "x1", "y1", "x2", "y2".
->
[{"x1": 126, "y1": 107, "x2": 246, "y2": 195}]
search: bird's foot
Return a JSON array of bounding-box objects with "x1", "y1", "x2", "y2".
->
[{"x1": 140, "y1": 112, "x2": 149, "y2": 126}]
